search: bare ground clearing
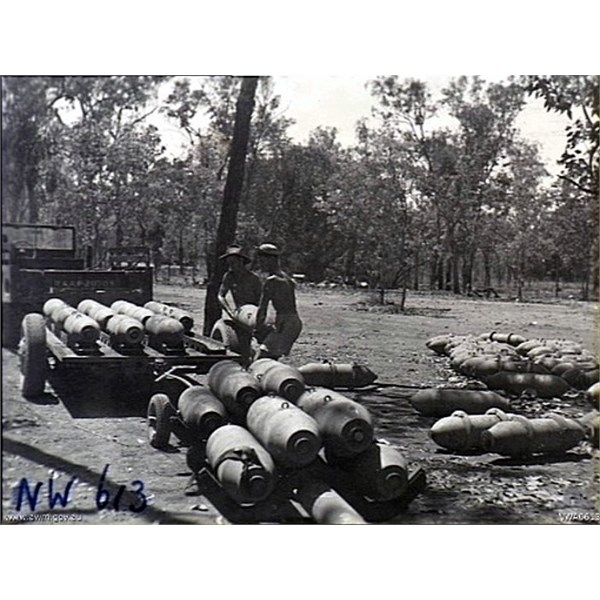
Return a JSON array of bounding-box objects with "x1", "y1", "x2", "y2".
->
[{"x1": 2, "y1": 286, "x2": 599, "y2": 524}]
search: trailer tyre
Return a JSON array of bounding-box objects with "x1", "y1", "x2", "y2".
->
[
  {"x1": 210, "y1": 319, "x2": 240, "y2": 352},
  {"x1": 147, "y1": 393, "x2": 175, "y2": 449},
  {"x1": 19, "y1": 313, "x2": 48, "y2": 398}
]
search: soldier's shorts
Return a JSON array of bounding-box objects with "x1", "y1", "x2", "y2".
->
[{"x1": 259, "y1": 312, "x2": 302, "y2": 358}]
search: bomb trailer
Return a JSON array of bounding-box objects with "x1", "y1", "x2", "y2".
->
[{"x1": 2, "y1": 222, "x2": 425, "y2": 524}]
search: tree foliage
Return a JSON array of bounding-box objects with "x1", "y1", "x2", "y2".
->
[{"x1": 3, "y1": 74, "x2": 596, "y2": 320}]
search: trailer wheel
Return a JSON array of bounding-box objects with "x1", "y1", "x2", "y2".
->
[
  {"x1": 19, "y1": 313, "x2": 48, "y2": 398},
  {"x1": 210, "y1": 319, "x2": 240, "y2": 353},
  {"x1": 147, "y1": 393, "x2": 175, "y2": 449}
]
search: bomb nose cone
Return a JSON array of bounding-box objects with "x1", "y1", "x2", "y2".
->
[
  {"x1": 430, "y1": 417, "x2": 464, "y2": 448},
  {"x1": 356, "y1": 365, "x2": 378, "y2": 386}
]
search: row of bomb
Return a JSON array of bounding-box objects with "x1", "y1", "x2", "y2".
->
[
  {"x1": 408, "y1": 387, "x2": 598, "y2": 452},
  {"x1": 413, "y1": 331, "x2": 600, "y2": 455},
  {"x1": 429, "y1": 409, "x2": 599, "y2": 455},
  {"x1": 42, "y1": 298, "x2": 193, "y2": 352},
  {"x1": 425, "y1": 331, "x2": 599, "y2": 398},
  {"x1": 148, "y1": 358, "x2": 413, "y2": 521}
]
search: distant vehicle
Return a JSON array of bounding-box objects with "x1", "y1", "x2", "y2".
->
[{"x1": 1, "y1": 222, "x2": 153, "y2": 348}]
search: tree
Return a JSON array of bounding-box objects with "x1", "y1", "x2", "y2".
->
[
  {"x1": 524, "y1": 75, "x2": 599, "y2": 296},
  {"x1": 368, "y1": 76, "x2": 525, "y2": 294},
  {"x1": 2, "y1": 76, "x2": 63, "y2": 222},
  {"x1": 2, "y1": 76, "x2": 168, "y2": 262},
  {"x1": 203, "y1": 76, "x2": 259, "y2": 335}
]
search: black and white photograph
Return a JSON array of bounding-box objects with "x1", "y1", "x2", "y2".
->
[
  {"x1": 2, "y1": 72, "x2": 598, "y2": 528},
  {"x1": 1, "y1": 2, "x2": 598, "y2": 596}
]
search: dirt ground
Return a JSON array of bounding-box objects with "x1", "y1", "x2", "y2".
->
[{"x1": 2, "y1": 284, "x2": 599, "y2": 525}]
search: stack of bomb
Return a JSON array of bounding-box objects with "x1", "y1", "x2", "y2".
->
[
  {"x1": 295, "y1": 385, "x2": 410, "y2": 501},
  {"x1": 42, "y1": 298, "x2": 100, "y2": 349},
  {"x1": 77, "y1": 299, "x2": 145, "y2": 349},
  {"x1": 429, "y1": 409, "x2": 593, "y2": 455},
  {"x1": 144, "y1": 300, "x2": 194, "y2": 334},
  {"x1": 111, "y1": 300, "x2": 185, "y2": 350},
  {"x1": 425, "y1": 331, "x2": 599, "y2": 398},
  {"x1": 179, "y1": 358, "x2": 413, "y2": 516}
]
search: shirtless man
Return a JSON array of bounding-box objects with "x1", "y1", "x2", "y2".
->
[
  {"x1": 217, "y1": 245, "x2": 262, "y2": 361},
  {"x1": 254, "y1": 243, "x2": 303, "y2": 360}
]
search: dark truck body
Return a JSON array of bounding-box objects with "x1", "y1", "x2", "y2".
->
[{"x1": 2, "y1": 222, "x2": 153, "y2": 348}]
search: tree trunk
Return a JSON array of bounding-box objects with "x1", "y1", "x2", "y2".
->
[
  {"x1": 413, "y1": 246, "x2": 419, "y2": 291},
  {"x1": 178, "y1": 228, "x2": 184, "y2": 275},
  {"x1": 452, "y1": 253, "x2": 460, "y2": 294},
  {"x1": 429, "y1": 251, "x2": 437, "y2": 289},
  {"x1": 26, "y1": 177, "x2": 38, "y2": 223},
  {"x1": 483, "y1": 250, "x2": 492, "y2": 288},
  {"x1": 203, "y1": 76, "x2": 258, "y2": 336},
  {"x1": 437, "y1": 255, "x2": 444, "y2": 290}
]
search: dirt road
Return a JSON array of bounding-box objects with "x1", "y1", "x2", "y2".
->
[{"x1": 2, "y1": 286, "x2": 599, "y2": 524}]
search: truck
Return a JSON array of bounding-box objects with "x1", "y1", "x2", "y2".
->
[
  {"x1": 2, "y1": 222, "x2": 153, "y2": 348},
  {"x1": 3, "y1": 222, "x2": 240, "y2": 407}
]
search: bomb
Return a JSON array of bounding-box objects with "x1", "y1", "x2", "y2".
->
[
  {"x1": 296, "y1": 387, "x2": 373, "y2": 458},
  {"x1": 62, "y1": 311, "x2": 101, "y2": 344},
  {"x1": 326, "y1": 441, "x2": 409, "y2": 500},
  {"x1": 207, "y1": 359, "x2": 246, "y2": 389},
  {"x1": 145, "y1": 300, "x2": 194, "y2": 333},
  {"x1": 144, "y1": 314, "x2": 185, "y2": 349},
  {"x1": 248, "y1": 359, "x2": 305, "y2": 402},
  {"x1": 105, "y1": 314, "x2": 145, "y2": 346},
  {"x1": 293, "y1": 480, "x2": 366, "y2": 525},
  {"x1": 481, "y1": 414, "x2": 586, "y2": 456},
  {"x1": 77, "y1": 299, "x2": 116, "y2": 329},
  {"x1": 577, "y1": 411, "x2": 600, "y2": 448},
  {"x1": 429, "y1": 408, "x2": 511, "y2": 452},
  {"x1": 587, "y1": 381, "x2": 600, "y2": 409},
  {"x1": 246, "y1": 395, "x2": 321, "y2": 467},
  {"x1": 483, "y1": 372, "x2": 572, "y2": 398},
  {"x1": 111, "y1": 300, "x2": 156, "y2": 324},
  {"x1": 478, "y1": 332, "x2": 527, "y2": 346},
  {"x1": 205, "y1": 424, "x2": 276, "y2": 505},
  {"x1": 425, "y1": 334, "x2": 456, "y2": 355},
  {"x1": 178, "y1": 386, "x2": 227, "y2": 441},
  {"x1": 410, "y1": 388, "x2": 510, "y2": 417},
  {"x1": 298, "y1": 362, "x2": 378, "y2": 389},
  {"x1": 232, "y1": 303, "x2": 258, "y2": 330},
  {"x1": 207, "y1": 360, "x2": 260, "y2": 421},
  {"x1": 248, "y1": 358, "x2": 280, "y2": 380},
  {"x1": 458, "y1": 356, "x2": 502, "y2": 378},
  {"x1": 42, "y1": 298, "x2": 67, "y2": 318},
  {"x1": 43, "y1": 299, "x2": 99, "y2": 345}
]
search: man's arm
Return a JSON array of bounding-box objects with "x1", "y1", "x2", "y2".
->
[
  {"x1": 254, "y1": 278, "x2": 271, "y2": 332},
  {"x1": 217, "y1": 272, "x2": 236, "y2": 318}
]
